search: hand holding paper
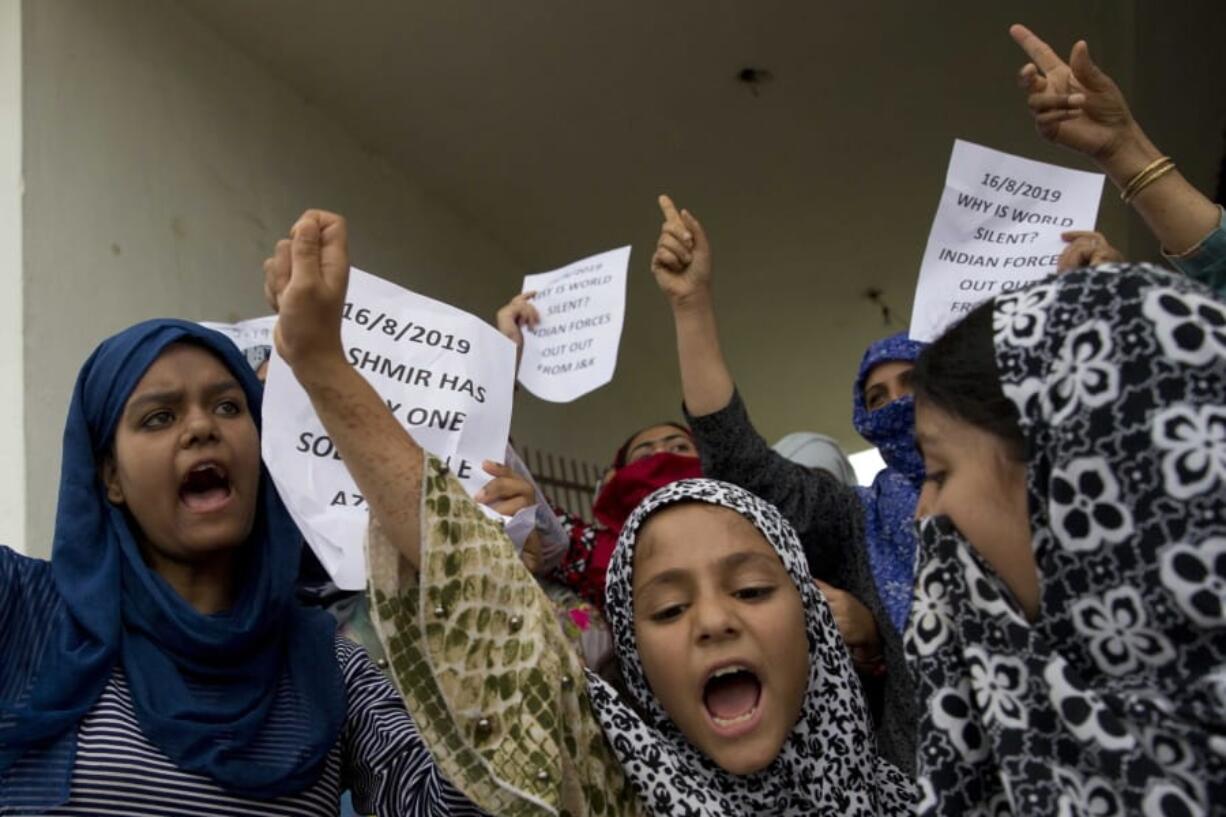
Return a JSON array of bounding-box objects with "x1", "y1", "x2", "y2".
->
[
  {"x1": 474, "y1": 460, "x2": 535, "y2": 517},
  {"x1": 651, "y1": 194, "x2": 712, "y2": 311},
  {"x1": 907, "y1": 140, "x2": 1104, "y2": 342},
  {"x1": 1057, "y1": 230, "x2": 1124, "y2": 273},
  {"x1": 495, "y1": 291, "x2": 541, "y2": 372},
  {"x1": 516, "y1": 246, "x2": 630, "y2": 402},
  {"x1": 495, "y1": 291, "x2": 541, "y2": 346}
]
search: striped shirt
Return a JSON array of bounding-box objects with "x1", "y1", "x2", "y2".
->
[
  {"x1": 4, "y1": 635, "x2": 485, "y2": 817},
  {"x1": 26, "y1": 637, "x2": 480, "y2": 814}
]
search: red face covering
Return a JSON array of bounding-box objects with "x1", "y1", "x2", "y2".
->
[{"x1": 586, "y1": 452, "x2": 703, "y2": 601}]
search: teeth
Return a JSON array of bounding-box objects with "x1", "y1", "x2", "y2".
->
[
  {"x1": 711, "y1": 706, "x2": 757, "y2": 727},
  {"x1": 710, "y1": 665, "x2": 747, "y2": 679}
]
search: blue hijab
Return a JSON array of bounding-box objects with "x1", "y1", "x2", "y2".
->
[
  {"x1": 851, "y1": 332, "x2": 926, "y2": 634},
  {"x1": 0, "y1": 319, "x2": 344, "y2": 810}
]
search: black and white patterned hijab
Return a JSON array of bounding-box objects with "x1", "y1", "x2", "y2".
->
[
  {"x1": 584, "y1": 478, "x2": 916, "y2": 816},
  {"x1": 907, "y1": 264, "x2": 1226, "y2": 816}
]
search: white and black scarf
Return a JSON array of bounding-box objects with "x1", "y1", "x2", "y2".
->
[
  {"x1": 585, "y1": 478, "x2": 916, "y2": 816},
  {"x1": 908, "y1": 264, "x2": 1226, "y2": 816}
]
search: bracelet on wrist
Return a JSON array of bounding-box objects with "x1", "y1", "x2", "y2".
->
[{"x1": 1120, "y1": 156, "x2": 1176, "y2": 204}]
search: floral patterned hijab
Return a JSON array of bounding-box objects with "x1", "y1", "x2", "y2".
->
[
  {"x1": 907, "y1": 265, "x2": 1226, "y2": 815},
  {"x1": 586, "y1": 479, "x2": 916, "y2": 816}
]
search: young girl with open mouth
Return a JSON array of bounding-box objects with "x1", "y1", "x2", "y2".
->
[{"x1": 260, "y1": 209, "x2": 916, "y2": 816}]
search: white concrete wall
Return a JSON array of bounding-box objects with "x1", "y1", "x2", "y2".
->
[
  {"x1": 0, "y1": 0, "x2": 23, "y2": 554},
  {"x1": 21, "y1": 0, "x2": 523, "y2": 556}
]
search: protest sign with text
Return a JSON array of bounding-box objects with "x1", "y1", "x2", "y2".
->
[
  {"x1": 262, "y1": 268, "x2": 516, "y2": 590},
  {"x1": 201, "y1": 315, "x2": 277, "y2": 371},
  {"x1": 909, "y1": 139, "x2": 1104, "y2": 342},
  {"x1": 517, "y1": 246, "x2": 630, "y2": 402}
]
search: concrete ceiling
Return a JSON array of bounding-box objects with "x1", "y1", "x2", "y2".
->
[{"x1": 176, "y1": 0, "x2": 1152, "y2": 467}]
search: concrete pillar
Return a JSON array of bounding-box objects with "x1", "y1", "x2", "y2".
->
[{"x1": 0, "y1": 0, "x2": 25, "y2": 554}]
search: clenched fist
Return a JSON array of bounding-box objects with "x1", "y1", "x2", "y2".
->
[{"x1": 263, "y1": 210, "x2": 350, "y2": 374}]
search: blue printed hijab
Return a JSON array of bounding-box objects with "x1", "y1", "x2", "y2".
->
[
  {"x1": 0, "y1": 319, "x2": 343, "y2": 811},
  {"x1": 851, "y1": 332, "x2": 926, "y2": 634}
]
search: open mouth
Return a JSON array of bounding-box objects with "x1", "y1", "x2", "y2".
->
[
  {"x1": 703, "y1": 665, "x2": 763, "y2": 730},
  {"x1": 179, "y1": 462, "x2": 233, "y2": 513}
]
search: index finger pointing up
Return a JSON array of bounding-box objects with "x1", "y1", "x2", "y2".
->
[
  {"x1": 658, "y1": 193, "x2": 682, "y2": 224},
  {"x1": 1009, "y1": 24, "x2": 1066, "y2": 75}
]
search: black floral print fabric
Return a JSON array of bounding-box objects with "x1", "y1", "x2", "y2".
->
[{"x1": 907, "y1": 265, "x2": 1226, "y2": 816}]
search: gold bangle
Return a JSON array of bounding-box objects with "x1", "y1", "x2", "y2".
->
[
  {"x1": 1121, "y1": 157, "x2": 1175, "y2": 203},
  {"x1": 1123, "y1": 162, "x2": 1176, "y2": 204},
  {"x1": 1120, "y1": 156, "x2": 1172, "y2": 201},
  {"x1": 1119, "y1": 156, "x2": 1171, "y2": 197},
  {"x1": 1122, "y1": 159, "x2": 1173, "y2": 201}
]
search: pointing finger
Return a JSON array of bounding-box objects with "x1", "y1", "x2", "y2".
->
[
  {"x1": 657, "y1": 194, "x2": 683, "y2": 226},
  {"x1": 1009, "y1": 23, "x2": 1066, "y2": 75}
]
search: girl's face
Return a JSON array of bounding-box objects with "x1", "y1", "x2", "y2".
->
[
  {"x1": 623, "y1": 425, "x2": 698, "y2": 465},
  {"x1": 915, "y1": 398, "x2": 1038, "y2": 619},
  {"x1": 863, "y1": 360, "x2": 914, "y2": 411},
  {"x1": 633, "y1": 504, "x2": 809, "y2": 775},
  {"x1": 102, "y1": 343, "x2": 262, "y2": 566}
]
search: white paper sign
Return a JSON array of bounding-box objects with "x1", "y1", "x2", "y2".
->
[
  {"x1": 909, "y1": 140, "x2": 1104, "y2": 342},
  {"x1": 262, "y1": 268, "x2": 516, "y2": 590},
  {"x1": 201, "y1": 316, "x2": 277, "y2": 371},
  {"x1": 517, "y1": 246, "x2": 631, "y2": 402}
]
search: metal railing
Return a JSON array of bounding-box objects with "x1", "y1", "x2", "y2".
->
[{"x1": 519, "y1": 445, "x2": 602, "y2": 524}]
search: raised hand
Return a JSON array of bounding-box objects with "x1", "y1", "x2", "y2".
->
[
  {"x1": 1009, "y1": 24, "x2": 1137, "y2": 162},
  {"x1": 1057, "y1": 230, "x2": 1125, "y2": 273},
  {"x1": 263, "y1": 210, "x2": 350, "y2": 373},
  {"x1": 651, "y1": 194, "x2": 712, "y2": 311},
  {"x1": 1010, "y1": 26, "x2": 1222, "y2": 285},
  {"x1": 495, "y1": 291, "x2": 541, "y2": 349},
  {"x1": 474, "y1": 460, "x2": 546, "y2": 572},
  {"x1": 495, "y1": 291, "x2": 540, "y2": 374}
]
